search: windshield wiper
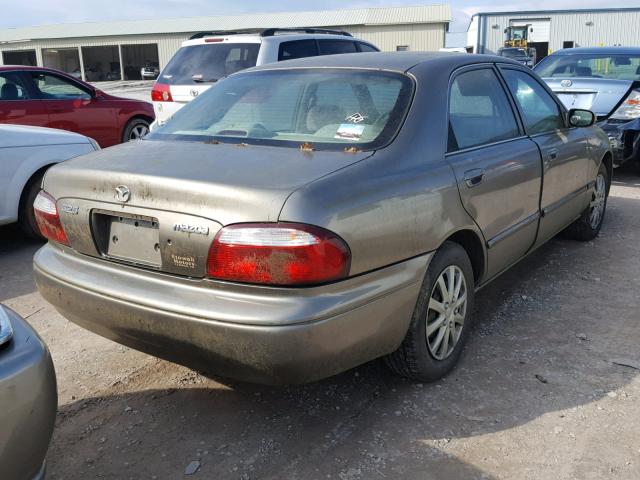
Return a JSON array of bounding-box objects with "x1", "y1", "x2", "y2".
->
[{"x1": 192, "y1": 74, "x2": 218, "y2": 83}]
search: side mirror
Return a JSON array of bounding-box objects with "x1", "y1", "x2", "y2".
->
[
  {"x1": 568, "y1": 108, "x2": 595, "y2": 127},
  {"x1": 92, "y1": 88, "x2": 105, "y2": 99}
]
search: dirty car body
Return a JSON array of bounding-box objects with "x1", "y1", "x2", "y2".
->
[
  {"x1": 535, "y1": 47, "x2": 640, "y2": 167},
  {"x1": 34, "y1": 53, "x2": 611, "y2": 384},
  {"x1": 0, "y1": 305, "x2": 57, "y2": 480}
]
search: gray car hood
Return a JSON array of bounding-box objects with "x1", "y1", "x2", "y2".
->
[
  {"x1": 543, "y1": 78, "x2": 635, "y2": 117},
  {"x1": 44, "y1": 139, "x2": 372, "y2": 225}
]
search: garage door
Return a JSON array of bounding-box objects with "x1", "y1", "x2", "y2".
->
[{"x1": 510, "y1": 19, "x2": 550, "y2": 43}]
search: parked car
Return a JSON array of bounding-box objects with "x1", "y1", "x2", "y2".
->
[
  {"x1": 0, "y1": 65, "x2": 155, "y2": 147},
  {"x1": 0, "y1": 305, "x2": 57, "y2": 480},
  {"x1": 141, "y1": 62, "x2": 160, "y2": 80},
  {"x1": 34, "y1": 53, "x2": 611, "y2": 385},
  {"x1": 497, "y1": 47, "x2": 534, "y2": 67},
  {"x1": 0, "y1": 124, "x2": 99, "y2": 238},
  {"x1": 151, "y1": 28, "x2": 379, "y2": 126},
  {"x1": 535, "y1": 47, "x2": 640, "y2": 167}
]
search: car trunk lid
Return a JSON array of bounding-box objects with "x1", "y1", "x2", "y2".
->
[
  {"x1": 544, "y1": 78, "x2": 635, "y2": 117},
  {"x1": 44, "y1": 140, "x2": 372, "y2": 277}
]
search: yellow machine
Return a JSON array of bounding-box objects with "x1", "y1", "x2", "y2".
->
[{"x1": 504, "y1": 25, "x2": 531, "y2": 48}]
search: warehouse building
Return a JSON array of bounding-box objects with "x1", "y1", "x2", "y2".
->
[
  {"x1": 0, "y1": 4, "x2": 451, "y2": 82},
  {"x1": 468, "y1": 7, "x2": 640, "y2": 62}
]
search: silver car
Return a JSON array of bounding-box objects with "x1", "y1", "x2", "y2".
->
[
  {"x1": 34, "y1": 53, "x2": 611, "y2": 384},
  {"x1": 535, "y1": 47, "x2": 640, "y2": 167},
  {"x1": 0, "y1": 305, "x2": 57, "y2": 479}
]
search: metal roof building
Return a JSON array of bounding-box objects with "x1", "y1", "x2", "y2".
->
[
  {"x1": 467, "y1": 7, "x2": 640, "y2": 62},
  {"x1": 0, "y1": 5, "x2": 451, "y2": 82}
]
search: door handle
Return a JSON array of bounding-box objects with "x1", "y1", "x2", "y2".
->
[
  {"x1": 547, "y1": 148, "x2": 559, "y2": 160},
  {"x1": 464, "y1": 168, "x2": 485, "y2": 188}
]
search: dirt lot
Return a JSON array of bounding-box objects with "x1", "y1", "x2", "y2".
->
[{"x1": 1, "y1": 169, "x2": 639, "y2": 480}]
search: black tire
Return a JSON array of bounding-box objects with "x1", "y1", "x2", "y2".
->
[
  {"x1": 563, "y1": 162, "x2": 609, "y2": 242},
  {"x1": 18, "y1": 171, "x2": 45, "y2": 239},
  {"x1": 122, "y1": 118, "x2": 150, "y2": 143},
  {"x1": 385, "y1": 241, "x2": 475, "y2": 382}
]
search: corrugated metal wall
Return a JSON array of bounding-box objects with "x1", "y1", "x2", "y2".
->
[
  {"x1": 477, "y1": 10, "x2": 640, "y2": 55},
  {"x1": 340, "y1": 23, "x2": 446, "y2": 52},
  {"x1": 0, "y1": 23, "x2": 446, "y2": 72}
]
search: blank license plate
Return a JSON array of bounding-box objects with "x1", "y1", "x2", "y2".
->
[{"x1": 100, "y1": 214, "x2": 161, "y2": 267}]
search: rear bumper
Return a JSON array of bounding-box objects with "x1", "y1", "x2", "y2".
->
[
  {"x1": 152, "y1": 100, "x2": 185, "y2": 125},
  {"x1": 34, "y1": 244, "x2": 430, "y2": 384},
  {"x1": 0, "y1": 307, "x2": 57, "y2": 480}
]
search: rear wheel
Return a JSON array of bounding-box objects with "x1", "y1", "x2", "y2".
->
[
  {"x1": 122, "y1": 118, "x2": 150, "y2": 142},
  {"x1": 385, "y1": 242, "x2": 475, "y2": 382},
  {"x1": 18, "y1": 171, "x2": 45, "y2": 239},
  {"x1": 563, "y1": 162, "x2": 608, "y2": 241}
]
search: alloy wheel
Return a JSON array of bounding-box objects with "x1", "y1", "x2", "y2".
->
[
  {"x1": 590, "y1": 173, "x2": 606, "y2": 229},
  {"x1": 129, "y1": 124, "x2": 149, "y2": 140},
  {"x1": 426, "y1": 265, "x2": 467, "y2": 360}
]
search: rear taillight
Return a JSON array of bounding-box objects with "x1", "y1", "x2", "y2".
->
[
  {"x1": 33, "y1": 191, "x2": 69, "y2": 246},
  {"x1": 207, "y1": 223, "x2": 351, "y2": 286},
  {"x1": 151, "y1": 82, "x2": 173, "y2": 102}
]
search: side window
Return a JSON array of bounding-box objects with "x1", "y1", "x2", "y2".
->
[
  {"x1": 448, "y1": 69, "x2": 520, "y2": 152},
  {"x1": 501, "y1": 69, "x2": 565, "y2": 135},
  {"x1": 317, "y1": 40, "x2": 357, "y2": 56},
  {"x1": 0, "y1": 72, "x2": 30, "y2": 100},
  {"x1": 30, "y1": 72, "x2": 91, "y2": 100},
  {"x1": 357, "y1": 43, "x2": 379, "y2": 53},
  {"x1": 278, "y1": 40, "x2": 319, "y2": 61}
]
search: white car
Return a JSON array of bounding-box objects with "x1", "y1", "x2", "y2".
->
[
  {"x1": 151, "y1": 28, "x2": 379, "y2": 126},
  {"x1": 0, "y1": 124, "x2": 99, "y2": 237}
]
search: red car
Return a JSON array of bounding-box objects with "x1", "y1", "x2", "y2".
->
[{"x1": 0, "y1": 66, "x2": 154, "y2": 148}]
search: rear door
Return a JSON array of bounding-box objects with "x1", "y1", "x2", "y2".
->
[
  {"x1": 0, "y1": 71, "x2": 48, "y2": 127},
  {"x1": 446, "y1": 66, "x2": 543, "y2": 279},
  {"x1": 500, "y1": 67, "x2": 590, "y2": 244},
  {"x1": 28, "y1": 71, "x2": 118, "y2": 146}
]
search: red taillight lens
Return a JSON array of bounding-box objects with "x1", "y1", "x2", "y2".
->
[
  {"x1": 151, "y1": 82, "x2": 173, "y2": 102},
  {"x1": 33, "y1": 191, "x2": 69, "y2": 246},
  {"x1": 207, "y1": 223, "x2": 351, "y2": 286}
]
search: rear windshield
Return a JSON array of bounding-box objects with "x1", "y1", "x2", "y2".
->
[
  {"x1": 160, "y1": 43, "x2": 260, "y2": 85},
  {"x1": 535, "y1": 53, "x2": 640, "y2": 81},
  {"x1": 148, "y1": 69, "x2": 414, "y2": 151}
]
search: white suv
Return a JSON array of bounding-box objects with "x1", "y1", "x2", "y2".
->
[{"x1": 151, "y1": 28, "x2": 379, "y2": 125}]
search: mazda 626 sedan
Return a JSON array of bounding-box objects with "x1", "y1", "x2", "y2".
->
[{"x1": 33, "y1": 53, "x2": 611, "y2": 384}]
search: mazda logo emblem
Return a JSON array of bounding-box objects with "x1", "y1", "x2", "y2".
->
[
  {"x1": 190, "y1": 89, "x2": 199, "y2": 97},
  {"x1": 560, "y1": 79, "x2": 573, "y2": 88},
  {"x1": 115, "y1": 185, "x2": 131, "y2": 203}
]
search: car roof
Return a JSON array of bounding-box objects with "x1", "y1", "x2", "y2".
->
[
  {"x1": 551, "y1": 46, "x2": 640, "y2": 55},
  {"x1": 245, "y1": 51, "x2": 521, "y2": 74},
  {"x1": 182, "y1": 33, "x2": 374, "y2": 47}
]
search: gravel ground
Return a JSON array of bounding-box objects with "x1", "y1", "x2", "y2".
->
[{"x1": 1, "y1": 169, "x2": 639, "y2": 480}]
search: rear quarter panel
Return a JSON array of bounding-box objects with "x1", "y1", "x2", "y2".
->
[
  {"x1": 112, "y1": 99, "x2": 155, "y2": 141},
  {"x1": 0, "y1": 142, "x2": 94, "y2": 224}
]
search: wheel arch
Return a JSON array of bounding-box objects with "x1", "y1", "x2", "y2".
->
[
  {"x1": 121, "y1": 114, "x2": 154, "y2": 141},
  {"x1": 441, "y1": 229, "x2": 486, "y2": 285},
  {"x1": 18, "y1": 164, "x2": 54, "y2": 214}
]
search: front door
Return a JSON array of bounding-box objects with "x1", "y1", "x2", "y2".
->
[
  {"x1": 0, "y1": 71, "x2": 48, "y2": 127},
  {"x1": 26, "y1": 71, "x2": 117, "y2": 146},
  {"x1": 446, "y1": 66, "x2": 542, "y2": 279},
  {"x1": 500, "y1": 67, "x2": 590, "y2": 244}
]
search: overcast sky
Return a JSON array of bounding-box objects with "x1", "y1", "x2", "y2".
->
[{"x1": 3, "y1": 0, "x2": 640, "y2": 46}]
